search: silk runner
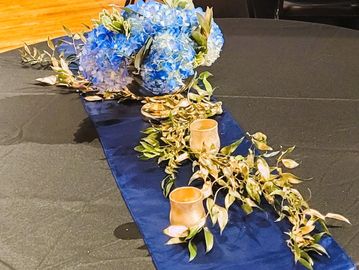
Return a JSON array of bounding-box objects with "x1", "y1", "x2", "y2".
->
[{"x1": 82, "y1": 99, "x2": 355, "y2": 270}]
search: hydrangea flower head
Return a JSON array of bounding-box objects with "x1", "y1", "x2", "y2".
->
[
  {"x1": 79, "y1": 25, "x2": 133, "y2": 92},
  {"x1": 203, "y1": 21, "x2": 224, "y2": 66},
  {"x1": 141, "y1": 32, "x2": 196, "y2": 95}
]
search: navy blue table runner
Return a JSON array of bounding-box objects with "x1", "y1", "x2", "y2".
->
[{"x1": 82, "y1": 99, "x2": 355, "y2": 270}]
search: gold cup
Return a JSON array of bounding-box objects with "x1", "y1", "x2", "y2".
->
[
  {"x1": 169, "y1": 187, "x2": 206, "y2": 228},
  {"x1": 189, "y1": 119, "x2": 220, "y2": 154}
]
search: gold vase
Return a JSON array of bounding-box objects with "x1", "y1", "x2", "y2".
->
[
  {"x1": 189, "y1": 119, "x2": 220, "y2": 154},
  {"x1": 169, "y1": 187, "x2": 205, "y2": 228}
]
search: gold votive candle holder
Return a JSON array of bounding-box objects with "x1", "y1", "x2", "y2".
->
[
  {"x1": 169, "y1": 186, "x2": 205, "y2": 228},
  {"x1": 189, "y1": 119, "x2": 220, "y2": 154}
]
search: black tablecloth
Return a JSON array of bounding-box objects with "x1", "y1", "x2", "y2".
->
[{"x1": 0, "y1": 18, "x2": 358, "y2": 269}]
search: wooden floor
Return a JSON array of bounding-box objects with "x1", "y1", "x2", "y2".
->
[{"x1": 0, "y1": 0, "x2": 126, "y2": 52}]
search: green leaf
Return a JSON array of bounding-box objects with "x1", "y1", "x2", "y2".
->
[
  {"x1": 166, "y1": 237, "x2": 186, "y2": 245},
  {"x1": 196, "y1": 7, "x2": 212, "y2": 36},
  {"x1": 176, "y1": 152, "x2": 189, "y2": 163},
  {"x1": 191, "y1": 29, "x2": 206, "y2": 47},
  {"x1": 253, "y1": 140, "x2": 273, "y2": 151},
  {"x1": 241, "y1": 202, "x2": 253, "y2": 215},
  {"x1": 142, "y1": 127, "x2": 157, "y2": 134},
  {"x1": 186, "y1": 225, "x2": 202, "y2": 240},
  {"x1": 220, "y1": 137, "x2": 244, "y2": 155},
  {"x1": 163, "y1": 225, "x2": 188, "y2": 238},
  {"x1": 217, "y1": 206, "x2": 228, "y2": 234},
  {"x1": 63, "y1": 25, "x2": 73, "y2": 37},
  {"x1": 134, "y1": 38, "x2": 153, "y2": 74},
  {"x1": 142, "y1": 136, "x2": 157, "y2": 146},
  {"x1": 82, "y1": 23, "x2": 91, "y2": 29},
  {"x1": 224, "y1": 193, "x2": 235, "y2": 210},
  {"x1": 298, "y1": 258, "x2": 313, "y2": 270},
  {"x1": 280, "y1": 172, "x2": 302, "y2": 185},
  {"x1": 206, "y1": 197, "x2": 215, "y2": 212},
  {"x1": 282, "y1": 158, "x2": 299, "y2": 169},
  {"x1": 177, "y1": 0, "x2": 194, "y2": 9},
  {"x1": 122, "y1": 6, "x2": 136, "y2": 14},
  {"x1": 300, "y1": 224, "x2": 315, "y2": 235},
  {"x1": 161, "y1": 176, "x2": 175, "y2": 197},
  {"x1": 313, "y1": 232, "x2": 327, "y2": 243},
  {"x1": 257, "y1": 157, "x2": 270, "y2": 180},
  {"x1": 188, "y1": 240, "x2": 197, "y2": 262},
  {"x1": 23, "y1": 43, "x2": 31, "y2": 55},
  {"x1": 204, "y1": 227, "x2": 214, "y2": 253},
  {"x1": 310, "y1": 243, "x2": 329, "y2": 257},
  {"x1": 208, "y1": 201, "x2": 219, "y2": 225},
  {"x1": 189, "y1": 171, "x2": 202, "y2": 185},
  {"x1": 300, "y1": 251, "x2": 314, "y2": 267},
  {"x1": 198, "y1": 71, "x2": 213, "y2": 94},
  {"x1": 245, "y1": 180, "x2": 260, "y2": 203},
  {"x1": 201, "y1": 181, "x2": 212, "y2": 198},
  {"x1": 134, "y1": 145, "x2": 144, "y2": 152},
  {"x1": 325, "y1": 213, "x2": 351, "y2": 224},
  {"x1": 47, "y1": 37, "x2": 55, "y2": 51},
  {"x1": 304, "y1": 208, "x2": 325, "y2": 220},
  {"x1": 198, "y1": 71, "x2": 212, "y2": 80},
  {"x1": 251, "y1": 132, "x2": 267, "y2": 141},
  {"x1": 293, "y1": 242, "x2": 301, "y2": 262},
  {"x1": 263, "y1": 150, "x2": 280, "y2": 158},
  {"x1": 278, "y1": 145, "x2": 296, "y2": 161},
  {"x1": 204, "y1": 7, "x2": 213, "y2": 27},
  {"x1": 196, "y1": 13, "x2": 207, "y2": 33},
  {"x1": 36, "y1": 75, "x2": 57, "y2": 85},
  {"x1": 78, "y1": 32, "x2": 87, "y2": 43}
]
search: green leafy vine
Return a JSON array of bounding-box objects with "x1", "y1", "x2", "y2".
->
[
  {"x1": 136, "y1": 75, "x2": 350, "y2": 269},
  {"x1": 135, "y1": 72, "x2": 222, "y2": 196}
]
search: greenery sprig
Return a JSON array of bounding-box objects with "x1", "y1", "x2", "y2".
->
[
  {"x1": 135, "y1": 76, "x2": 350, "y2": 269},
  {"x1": 20, "y1": 26, "x2": 144, "y2": 101},
  {"x1": 19, "y1": 38, "x2": 59, "y2": 68},
  {"x1": 135, "y1": 72, "x2": 222, "y2": 196},
  {"x1": 163, "y1": 218, "x2": 214, "y2": 261},
  {"x1": 190, "y1": 133, "x2": 349, "y2": 269},
  {"x1": 161, "y1": 0, "x2": 195, "y2": 9},
  {"x1": 19, "y1": 25, "x2": 93, "y2": 92},
  {"x1": 94, "y1": 8, "x2": 131, "y2": 37},
  {"x1": 191, "y1": 7, "x2": 213, "y2": 67}
]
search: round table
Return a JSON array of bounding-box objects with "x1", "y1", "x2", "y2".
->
[{"x1": 0, "y1": 18, "x2": 358, "y2": 269}]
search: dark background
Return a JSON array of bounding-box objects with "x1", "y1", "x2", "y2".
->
[{"x1": 194, "y1": 0, "x2": 359, "y2": 29}]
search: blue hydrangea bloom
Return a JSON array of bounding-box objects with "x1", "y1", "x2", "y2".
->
[
  {"x1": 78, "y1": 0, "x2": 224, "y2": 95},
  {"x1": 79, "y1": 26, "x2": 131, "y2": 91},
  {"x1": 141, "y1": 32, "x2": 196, "y2": 95},
  {"x1": 79, "y1": 23, "x2": 148, "y2": 91},
  {"x1": 203, "y1": 21, "x2": 224, "y2": 66},
  {"x1": 124, "y1": 0, "x2": 200, "y2": 37}
]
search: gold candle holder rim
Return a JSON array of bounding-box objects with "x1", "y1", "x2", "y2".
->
[
  {"x1": 190, "y1": 118, "x2": 218, "y2": 132},
  {"x1": 169, "y1": 186, "x2": 203, "y2": 204}
]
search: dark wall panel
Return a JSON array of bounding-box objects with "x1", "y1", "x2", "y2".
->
[{"x1": 193, "y1": 0, "x2": 250, "y2": 18}]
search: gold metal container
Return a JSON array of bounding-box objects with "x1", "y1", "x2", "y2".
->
[
  {"x1": 169, "y1": 187, "x2": 205, "y2": 228},
  {"x1": 189, "y1": 119, "x2": 220, "y2": 154}
]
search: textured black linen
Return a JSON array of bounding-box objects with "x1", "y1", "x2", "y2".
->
[{"x1": 0, "y1": 18, "x2": 358, "y2": 269}]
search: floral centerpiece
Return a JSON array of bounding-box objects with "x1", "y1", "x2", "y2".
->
[
  {"x1": 21, "y1": 0, "x2": 223, "y2": 98},
  {"x1": 20, "y1": 0, "x2": 350, "y2": 269}
]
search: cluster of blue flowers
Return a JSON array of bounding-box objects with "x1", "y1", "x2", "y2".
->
[{"x1": 79, "y1": 0, "x2": 224, "y2": 95}]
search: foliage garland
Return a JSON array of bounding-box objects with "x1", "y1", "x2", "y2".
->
[{"x1": 135, "y1": 76, "x2": 350, "y2": 269}]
